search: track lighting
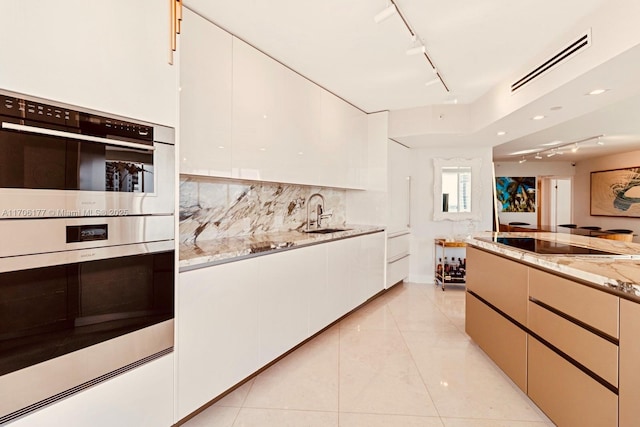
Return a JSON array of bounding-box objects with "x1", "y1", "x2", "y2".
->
[
  {"x1": 534, "y1": 153, "x2": 542, "y2": 160},
  {"x1": 406, "y1": 44, "x2": 426, "y2": 56},
  {"x1": 425, "y1": 78, "x2": 440, "y2": 87},
  {"x1": 597, "y1": 137, "x2": 604, "y2": 145},
  {"x1": 373, "y1": 0, "x2": 449, "y2": 92},
  {"x1": 571, "y1": 143, "x2": 579, "y2": 153},
  {"x1": 374, "y1": 3, "x2": 397, "y2": 23},
  {"x1": 519, "y1": 157, "x2": 527, "y2": 164}
]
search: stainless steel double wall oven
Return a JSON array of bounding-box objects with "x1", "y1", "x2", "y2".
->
[{"x1": 0, "y1": 90, "x2": 175, "y2": 423}]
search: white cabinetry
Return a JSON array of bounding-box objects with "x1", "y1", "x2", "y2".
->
[
  {"x1": 176, "y1": 232, "x2": 384, "y2": 419},
  {"x1": 386, "y1": 140, "x2": 411, "y2": 287},
  {"x1": 179, "y1": 8, "x2": 232, "y2": 176},
  {"x1": 177, "y1": 258, "x2": 260, "y2": 419},
  {"x1": 9, "y1": 355, "x2": 174, "y2": 427},
  {"x1": 257, "y1": 245, "x2": 324, "y2": 365},
  {"x1": 318, "y1": 91, "x2": 367, "y2": 189},
  {"x1": 232, "y1": 38, "x2": 321, "y2": 185},
  {"x1": 179, "y1": 13, "x2": 367, "y2": 187},
  {"x1": 1, "y1": 0, "x2": 176, "y2": 126}
]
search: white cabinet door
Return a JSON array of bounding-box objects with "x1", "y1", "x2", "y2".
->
[
  {"x1": 387, "y1": 140, "x2": 411, "y2": 234},
  {"x1": 8, "y1": 355, "x2": 174, "y2": 427},
  {"x1": 1, "y1": 0, "x2": 176, "y2": 127},
  {"x1": 319, "y1": 91, "x2": 367, "y2": 189},
  {"x1": 232, "y1": 38, "x2": 321, "y2": 185},
  {"x1": 362, "y1": 232, "x2": 386, "y2": 300},
  {"x1": 179, "y1": 9, "x2": 232, "y2": 177},
  {"x1": 177, "y1": 260, "x2": 260, "y2": 419},
  {"x1": 257, "y1": 245, "x2": 324, "y2": 365}
]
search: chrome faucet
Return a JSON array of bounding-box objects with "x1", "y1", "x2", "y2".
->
[{"x1": 306, "y1": 192, "x2": 332, "y2": 230}]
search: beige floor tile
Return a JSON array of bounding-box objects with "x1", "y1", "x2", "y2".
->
[
  {"x1": 214, "y1": 378, "x2": 255, "y2": 407},
  {"x1": 339, "y1": 328, "x2": 438, "y2": 416},
  {"x1": 403, "y1": 331, "x2": 544, "y2": 421},
  {"x1": 339, "y1": 412, "x2": 445, "y2": 427},
  {"x1": 182, "y1": 405, "x2": 240, "y2": 427},
  {"x1": 242, "y1": 328, "x2": 339, "y2": 411},
  {"x1": 232, "y1": 408, "x2": 338, "y2": 427},
  {"x1": 339, "y1": 302, "x2": 397, "y2": 331}
]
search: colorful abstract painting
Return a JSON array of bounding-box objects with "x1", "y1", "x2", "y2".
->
[
  {"x1": 591, "y1": 167, "x2": 640, "y2": 217},
  {"x1": 495, "y1": 177, "x2": 536, "y2": 212}
]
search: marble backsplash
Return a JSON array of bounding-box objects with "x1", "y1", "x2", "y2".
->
[{"x1": 179, "y1": 176, "x2": 347, "y2": 243}]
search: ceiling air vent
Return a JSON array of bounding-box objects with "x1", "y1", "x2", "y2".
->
[{"x1": 510, "y1": 30, "x2": 591, "y2": 93}]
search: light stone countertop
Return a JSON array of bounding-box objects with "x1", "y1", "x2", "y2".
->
[
  {"x1": 468, "y1": 231, "x2": 640, "y2": 302},
  {"x1": 179, "y1": 225, "x2": 385, "y2": 272}
]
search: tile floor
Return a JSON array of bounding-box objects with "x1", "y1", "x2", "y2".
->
[{"x1": 183, "y1": 283, "x2": 554, "y2": 427}]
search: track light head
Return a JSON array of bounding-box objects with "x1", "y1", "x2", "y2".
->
[
  {"x1": 406, "y1": 44, "x2": 425, "y2": 56},
  {"x1": 374, "y1": 4, "x2": 397, "y2": 23}
]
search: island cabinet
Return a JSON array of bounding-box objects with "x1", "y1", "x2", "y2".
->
[
  {"x1": 466, "y1": 245, "x2": 628, "y2": 427},
  {"x1": 527, "y1": 269, "x2": 619, "y2": 427},
  {"x1": 465, "y1": 247, "x2": 528, "y2": 391},
  {"x1": 619, "y1": 299, "x2": 640, "y2": 427},
  {"x1": 176, "y1": 231, "x2": 384, "y2": 420}
]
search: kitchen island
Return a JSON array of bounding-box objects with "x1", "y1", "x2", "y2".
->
[{"x1": 466, "y1": 231, "x2": 640, "y2": 427}]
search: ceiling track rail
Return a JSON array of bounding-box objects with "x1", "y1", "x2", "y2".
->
[{"x1": 390, "y1": 0, "x2": 450, "y2": 93}]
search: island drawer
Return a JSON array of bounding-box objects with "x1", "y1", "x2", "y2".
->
[
  {"x1": 466, "y1": 292, "x2": 527, "y2": 391},
  {"x1": 528, "y1": 336, "x2": 618, "y2": 427},
  {"x1": 466, "y1": 247, "x2": 528, "y2": 324},
  {"x1": 529, "y1": 268, "x2": 619, "y2": 338},
  {"x1": 528, "y1": 301, "x2": 618, "y2": 387}
]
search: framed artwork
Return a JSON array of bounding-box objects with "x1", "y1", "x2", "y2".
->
[
  {"x1": 591, "y1": 166, "x2": 640, "y2": 217},
  {"x1": 495, "y1": 176, "x2": 536, "y2": 212}
]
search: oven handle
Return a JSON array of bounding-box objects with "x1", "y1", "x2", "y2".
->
[{"x1": 1, "y1": 122, "x2": 155, "y2": 152}]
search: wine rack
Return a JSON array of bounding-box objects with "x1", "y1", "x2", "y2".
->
[{"x1": 434, "y1": 238, "x2": 467, "y2": 291}]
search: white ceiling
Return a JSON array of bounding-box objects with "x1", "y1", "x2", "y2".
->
[{"x1": 183, "y1": 0, "x2": 640, "y2": 162}]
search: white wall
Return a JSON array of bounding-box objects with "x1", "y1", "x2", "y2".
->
[
  {"x1": 574, "y1": 149, "x2": 640, "y2": 239},
  {"x1": 408, "y1": 145, "x2": 493, "y2": 283}
]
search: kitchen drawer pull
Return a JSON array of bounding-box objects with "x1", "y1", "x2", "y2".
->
[
  {"x1": 2, "y1": 122, "x2": 155, "y2": 151},
  {"x1": 388, "y1": 253, "x2": 410, "y2": 264}
]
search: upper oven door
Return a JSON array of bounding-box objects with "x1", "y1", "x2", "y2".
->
[{"x1": 0, "y1": 116, "x2": 174, "y2": 218}]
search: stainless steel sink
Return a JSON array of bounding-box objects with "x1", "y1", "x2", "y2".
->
[{"x1": 304, "y1": 228, "x2": 351, "y2": 234}]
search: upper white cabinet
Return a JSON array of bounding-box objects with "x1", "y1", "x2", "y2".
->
[
  {"x1": 232, "y1": 38, "x2": 321, "y2": 185},
  {"x1": 319, "y1": 91, "x2": 367, "y2": 189},
  {"x1": 179, "y1": 13, "x2": 367, "y2": 188},
  {"x1": 1, "y1": 0, "x2": 177, "y2": 126},
  {"x1": 180, "y1": 8, "x2": 233, "y2": 176}
]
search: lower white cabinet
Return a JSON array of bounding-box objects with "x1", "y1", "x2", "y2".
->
[
  {"x1": 257, "y1": 245, "x2": 323, "y2": 366},
  {"x1": 176, "y1": 232, "x2": 384, "y2": 420},
  {"x1": 9, "y1": 355, "x2": 174, "y2": 427},
  {"x1": 177, "y1": 257, "x2": 261, "y2": 419}
]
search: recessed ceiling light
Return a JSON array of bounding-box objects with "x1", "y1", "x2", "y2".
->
[
  {"x1": 497, "y1": 131, "x2": 507, "y2": 136},
  {"x1": 218, "y1": 146, "x2": 225, "y2": 149},
  {"x1": 587, "y1": 89, "x2": 608, "y2": 96},
  {"x1": 532, "y1": 115, "x2": 545, "y2": 120}
]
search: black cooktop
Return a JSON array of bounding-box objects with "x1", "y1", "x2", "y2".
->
[{"x1": 481, "y1": 237, "x2": 620, "y2": 256}]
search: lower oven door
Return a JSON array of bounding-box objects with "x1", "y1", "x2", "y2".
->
[{"x1": 0, "y1": 248, "x2": 174, "y2": 421}]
